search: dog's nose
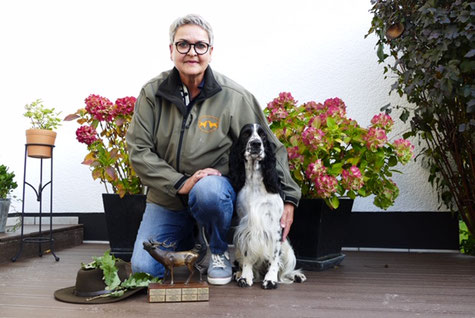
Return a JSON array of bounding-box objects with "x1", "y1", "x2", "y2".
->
[
  {"x1": 250, "y1": 140, "x2": 262, "y2": 149},
  {"x1": 249, "y1": 140, "x2": 262, "y2": 155}
]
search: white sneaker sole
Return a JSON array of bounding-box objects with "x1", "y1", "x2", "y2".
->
[{"x1": 207, "y1": 275, "x2": 232, "y2": 285}]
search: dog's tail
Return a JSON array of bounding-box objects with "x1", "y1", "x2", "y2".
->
[{"x1": 279, "y1": 240, "x2": 307, "y2": 284}]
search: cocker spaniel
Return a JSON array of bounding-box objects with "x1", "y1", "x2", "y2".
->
[{"x1": 229, "y1": 123, "x2": 306, "y2": 289}]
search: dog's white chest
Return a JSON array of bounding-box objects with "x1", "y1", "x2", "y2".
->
[{"x1": 236, "y1": 186, "x2": 283, "y2": 223}]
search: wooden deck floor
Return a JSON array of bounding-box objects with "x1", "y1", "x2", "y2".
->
[{"x1": 0, "y1": 243, "x2": 474, "y2": 318}]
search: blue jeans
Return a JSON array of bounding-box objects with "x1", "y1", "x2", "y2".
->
[{"x1": 131, "y1": 176, "x2": 236, "y2": 277}]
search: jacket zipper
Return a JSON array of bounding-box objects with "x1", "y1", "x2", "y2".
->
[{"x1": 176, "y1": 110, "x2": 189, "y2": 173}]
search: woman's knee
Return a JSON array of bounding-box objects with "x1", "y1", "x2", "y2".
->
[{"x1": 189, "y1": 176, "x2": 235, "y2": 210}]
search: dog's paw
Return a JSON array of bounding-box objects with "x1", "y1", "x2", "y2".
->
[
  {"x1": 233, "y1": 271, "x2": 242, "y2": 282},
  {"x1": 294, "y1": 272, "x2": 307, "y2": 283},
  {"x1": 261, "y1": 280, "x2": 278, "y2": 289},
  {"x1": 237, "y1": 277, "x2": 252, "y2": 288}
]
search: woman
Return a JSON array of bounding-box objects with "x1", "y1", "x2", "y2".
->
[{"x1": 126, "y1": 14, "x2": 300, "y2": 285}]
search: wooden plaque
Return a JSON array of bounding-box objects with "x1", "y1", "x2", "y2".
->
[{"x1": 148, "y1": 282, "x2": 209, "y2": 303}]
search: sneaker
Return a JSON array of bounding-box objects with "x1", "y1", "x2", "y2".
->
[{"x1": 207, "y1": 251, "x2": 232, "y2": 285}]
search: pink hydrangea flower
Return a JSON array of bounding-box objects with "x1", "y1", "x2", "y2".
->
[
  {"x1": 342, "y1": 166, "x2": 364, "y2": 191},
  {"x1": 374, "y1": 179, "x2": 400, "y2": 209},
  {"x1": 287, "y1": 146, "x2": 304, "y2": 170},
  {"x1": 314, "y1": 174, "x2": 338, "y2": 198},
  {"x1": 263, "y1": 92, "x2": 413, "y2": 207},
  {"x1": 303, "y1": 101, "x2": 324, "y2": 114},
  {"x1": 266, "y1": 92, "x2": 296, "y2": 123},
  {"x1": 269, "y1": 108, "x2": 289, "y2": 122},
  {"x1": 393, "y1": 138, "x2": 415, "y2": 164},
  {"x1": 385, "y1": 179, "x2": 399, "y2": 198},
  {"x1": 317, "y1": 112, "x2": 328, "y2": 125},
  {"x1": 306, "y1": 159, "x2": 326, "y2": 180},
  {"x1": 287, "y1": 146, "x2": 301, "y2": 160},
  {"x1": 364, "y1": 127, "x2": 388, "y2": 151},
  {"x1": 323, "y1": 97, "x2": 346, "y2": 117},
  {"x1": 76, "y1": 125, "x2": 98, "y2": 145},
  {"x1": 85, "y1": 94, "x2": 114, "y2": 121},
  {"x1": 371, "y1": 113, "x2": 394, "y2": 132},
  {"x1": 113, "y1": 96, "x2": 136, "y2": 117},
  {"x1": 302, "y1": 126, "x2": 325, "y2": 151}
]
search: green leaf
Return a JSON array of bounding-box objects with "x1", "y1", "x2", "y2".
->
[
  {"x1": 399, "y1": 109, "x2": 410, "y2": 123},
  {"x1": 460, "y1": 60, "x2": 475, "y2": 73},
  {"x1": 95, "y1": 250, "x2": 121, "y2": 290},
  {"x1": 388, "y1": 156, "x2": 398, "y2": 167},
  {"x1": 390, "y1": 169, "x2": 403, "y2": 174},
  {"x1": 347, "y1": 157, "x2": 360, "y2": 166},
  {"x1": 377, "y1": 43, "x2": 386, "y2": 62},
  {"x1": 358, "y1": 188, "x2": 368, "y2": 197},
  {"x1": 329, "y1": 196, "x2": 340, "y2": 209},
  {"x1": 328, "y1": 163, "x2": 343, "y2": 175},
  {"x1": 293, "y1": 169, "x2": 303, "y2": 181},
  {"x1": 326, "y1": 117, "x2": 337, "y2": 129},
  {"x1": 380, "y1": 103, "x2": 391, "y2": 113},
  {"x1": 81, "y1": 250, "x2": 162, "y2": 301},
  {"x1": 121, "y1": 272, "x2": 161, "y2": 289},
  {"x1": 402, "y1": 131, "x2": 415, "y2": 139},
  {"x1": 347, "y1": 190, "x2": 356, "y2": 199}
]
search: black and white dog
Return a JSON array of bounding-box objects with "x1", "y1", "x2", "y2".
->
[{"x1": 229, "y1": 123, "x2": 306, "y2": 289}]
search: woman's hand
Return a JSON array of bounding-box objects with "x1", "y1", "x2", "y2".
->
[
  {"x1": 177, "y1": 168, "x2": 222, "y2": 194},
  {"x1": 280, "y1": 203, "x2": 295, "y2": 242}
]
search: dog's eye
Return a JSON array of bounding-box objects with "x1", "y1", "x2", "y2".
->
[{"x1": 242, "y1": 131, "x2": 251, "y2": 139}]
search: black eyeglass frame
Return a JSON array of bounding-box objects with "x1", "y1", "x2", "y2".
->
[{"x1": 174, "y1": 41, "x2": 211, "y2": 55}]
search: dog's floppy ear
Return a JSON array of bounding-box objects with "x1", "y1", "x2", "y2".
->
[
  {"x1": 229, "y1": 125, "x2": 250, "y2": 192},
  {"x1": 261, "y1": 135, "x2": 282, "y2": 195}
]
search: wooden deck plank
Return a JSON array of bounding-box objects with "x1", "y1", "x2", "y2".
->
[{"x1": 0, "y1": 243, "x2": 474, "y2": 318}]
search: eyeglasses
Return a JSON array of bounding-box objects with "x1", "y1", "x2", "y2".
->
[{"x1": 174, "y1": 41, "x2": 210, "y2": 55}]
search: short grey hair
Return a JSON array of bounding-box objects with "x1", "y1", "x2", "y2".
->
[{"x1": 169, "y1": 14, "x2": 214, "y2": 46}]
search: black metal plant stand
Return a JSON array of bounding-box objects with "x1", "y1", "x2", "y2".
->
[{"x1": 11, "y1": 143, "x2": 59, "y2": 262}]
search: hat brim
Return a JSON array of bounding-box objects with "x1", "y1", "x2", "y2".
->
[{"x1": 54, "y1": 286, "x2": 145, "y2": 304}]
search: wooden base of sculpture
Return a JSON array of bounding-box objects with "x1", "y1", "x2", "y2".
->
[{"x1": 148, "y1": 282, "x2": 209, "y2": 303}]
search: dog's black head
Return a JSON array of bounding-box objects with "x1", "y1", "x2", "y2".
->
[
  {"x1": 243, "y1": 123, "x2": 267, "y2": 160},
  {"x1": 229, "y1": 123, "x2": 281, "y2": 194}
]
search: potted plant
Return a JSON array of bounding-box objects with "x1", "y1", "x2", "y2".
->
[
  {"x1": 0, "y1": 164, "x2": 18, "y2": 233},
  {"x1": 367, "y1": 0, "x2": 474, "y2": 255},
  {"x1": 23, "y1": 99, "x2": 62, "y2": 158},
  {"x1": 65, "y1": 94, "x2": 144, "y2": 261},
  {"x1": 264, "y1": 93, "x2": 414, "y2": 269}
]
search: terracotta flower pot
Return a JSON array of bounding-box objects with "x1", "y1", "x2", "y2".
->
[{"x1": 25, "y1": 129, "x2": 56, "y2": 158}]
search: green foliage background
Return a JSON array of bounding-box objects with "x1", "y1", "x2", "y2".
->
[
  {"x1": 0, "y1": 165, "x2": 17, "y2": 199},
  {"x1": 367, "y1": 0, "x2": 474, "y2": 248}
]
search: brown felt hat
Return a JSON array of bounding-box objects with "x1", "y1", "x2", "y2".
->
[{"x1": 54, "y1": 260, "x2": 145, "y2": 304}]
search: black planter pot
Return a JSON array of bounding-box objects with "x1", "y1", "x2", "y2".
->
[
  {"x1": 102, "y1": 193, "x2": 146, "y2": 262},
  {"x1": 289, "y1": 198, "x2": 353, "y2": 271}
]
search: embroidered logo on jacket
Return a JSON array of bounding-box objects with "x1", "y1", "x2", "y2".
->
[{"x1": 198, "y1": 116, "x2": 219, "y2": 133}]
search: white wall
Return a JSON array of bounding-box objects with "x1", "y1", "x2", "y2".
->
[{"x1": 0, "y1": 0, "x2": 441, "y2": 214}]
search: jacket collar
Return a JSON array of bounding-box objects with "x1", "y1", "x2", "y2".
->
[{"x1": 156, "y1": 67, "x2": 222, "y2": 115}]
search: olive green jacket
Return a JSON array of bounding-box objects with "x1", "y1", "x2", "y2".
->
[{"x1": 126, "y1": 67, "x2": 301, "y2": 210}]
